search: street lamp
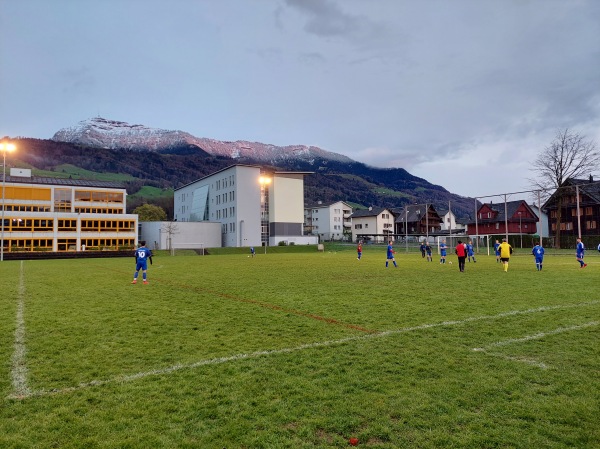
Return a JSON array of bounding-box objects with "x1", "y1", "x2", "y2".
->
[
  {"x1": 259, "y1": 175, "x2": 271, "y2": 253},
  {"x1": 1, "y1": 140, "x2": 16, "y2": 261}
]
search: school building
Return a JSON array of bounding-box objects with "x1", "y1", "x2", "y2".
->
[
  {"x1": 1, "y1": 169, "x2": 137, "y2": 254},
  {"x1": 174, "y1": 164, "x2": 317, "y2": 247}
]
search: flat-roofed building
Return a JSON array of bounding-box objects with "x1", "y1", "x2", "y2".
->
[
  {"x1": 174, "y1": 164, "x2": 316, "y2": 247},
  {"x1": 1, "y1": 171, "x2": 137, "y2": 253}
]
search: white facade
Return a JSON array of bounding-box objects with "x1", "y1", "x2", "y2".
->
[
  {"x1": 440, "y1": 210, "x2": 466, "y2": 232},
  {"x1": 305, "y1": 201, "x2": 352, "y2": 241},
  {"x1": 139, "y1": 221, "x2": 222, "y2": 250},
  {"x1": 174, "y1": 165, "x2": 317, "y2": 247},
  {"x1": 350, "y1": 208, "x2": 395, "y2": 243}
]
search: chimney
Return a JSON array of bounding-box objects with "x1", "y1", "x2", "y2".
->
[{"x1": 589, "y1": 175, "x2": 594, "y2": 183}]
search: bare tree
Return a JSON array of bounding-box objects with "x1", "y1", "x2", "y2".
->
[
  {"x1": 529, "y1": 128, "x2": 600, "y2": 248},
  {"x1": 160, "y1": 221, "x2": 179, "y2": 253}
]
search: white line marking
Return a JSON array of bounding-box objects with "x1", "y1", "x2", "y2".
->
[
  {"x1": 10, "y1": 261, "x2": 31, "y2": 398},
  {"x1": 10, "y1": 300, "x2": 598, "y2": 399},
  {"x1": 472, "y1": 321, "x2": 599, "y2": 369}
]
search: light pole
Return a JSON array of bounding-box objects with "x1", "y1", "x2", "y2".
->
[
  {"x1": 259, "y1": 175, "x2": 271, "y2": 254},
  {"x1": 518, "y1": 211, "x2": 522, "y2": 248},
  {"x1": 1, "y1": 140, "x2": 16, "y2": 261}
]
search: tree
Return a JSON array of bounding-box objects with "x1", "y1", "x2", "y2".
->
[
  {"x1": 161, "y1": 221, "x2": 179, "y2": 253},
  {"x1": 133, "y1": 203, "x2": 167, "y2": 221},
  {"x1": 529, "y1": 128, "x2": 600, "y2": 248}
]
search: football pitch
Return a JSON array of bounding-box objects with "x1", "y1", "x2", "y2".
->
[{"x1": 1, "y1": 247, "x2": 599, "y2": 448}]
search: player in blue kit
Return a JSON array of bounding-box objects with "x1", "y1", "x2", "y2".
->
[
  {"x1": 532, "y1": 242, "x2": 544, "y2": 271},
  {"x1": 386, "y1": 240, "x2": 397, "y2": 268},
  {"x1": 494, "y1": 239, "x2": 501, "y2": 262},
  {"x1": 439, "y1": 240, "x2": 447, "y2": 264},
  {"x1": 576, "y1": 237, "x2": 587, "y2": 268},
  {"x1": 132, "y1": 240, "x2": 153, "y2": 284},
  {"x1": 466, "y1": 240, "x2": 476, "y2": 262},
  {"x1": 425, "y1": 242, "x2": 433, "y2": 262}
]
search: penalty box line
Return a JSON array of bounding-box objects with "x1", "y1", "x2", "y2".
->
[
  {"x1": 9, "y1": 300, "x2": 599, "y2": 400},
  {"x1": 473, "y1": 321, "x2": 599, "y2": 369}
]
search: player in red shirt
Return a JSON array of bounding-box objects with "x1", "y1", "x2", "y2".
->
[{"x1": 455, "y1": 240, "x2": 467, "y2": 272}]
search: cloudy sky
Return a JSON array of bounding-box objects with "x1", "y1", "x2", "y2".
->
[{"x1": 1, "y1": 0, "x2": 599, "y2": 199}]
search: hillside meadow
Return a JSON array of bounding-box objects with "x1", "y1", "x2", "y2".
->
[{"x1": 1, "y1": 245, "x2": 598, "y2": 448}]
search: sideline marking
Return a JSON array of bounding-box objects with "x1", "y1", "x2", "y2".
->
[
  {"x1": 10, "y1": 261, "x2": 31, "y2": 398},
  {"x1": 10, "y1": 300, "x2": 598, "y2": 400},
  {"x1": 473, "y1": 321, "x2": 599, "y2": 369}
]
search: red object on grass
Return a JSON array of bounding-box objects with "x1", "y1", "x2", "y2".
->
[{"x1": 349, "y1": 437, "x2": 359, "y2": 446}]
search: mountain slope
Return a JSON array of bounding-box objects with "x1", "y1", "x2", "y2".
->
[
  {"x1": 52, "y1": 117, "x2": 354, "y2": 164},
  {"x1": 18, "y1": 117, "x2": 476, "y2": 217}
]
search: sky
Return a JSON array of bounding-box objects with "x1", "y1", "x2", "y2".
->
[{"x1": 1, "y1": 0, "x2": 599, "y2": 199}]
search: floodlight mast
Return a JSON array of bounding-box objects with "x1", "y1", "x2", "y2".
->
[{"x1": 1, "y1": 139, "x2": 16, "y2": 262}]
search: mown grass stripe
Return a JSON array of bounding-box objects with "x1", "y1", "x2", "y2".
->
[
  {"x1": 13, "y1": 300, "x2": 598, "y2": 400},
  {"x1": 10, "y1": 261, "x2": 31, "y2": 399}
]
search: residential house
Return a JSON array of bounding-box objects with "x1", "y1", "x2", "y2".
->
[
  {"x1": 469, "y1": 200, "x2": 539, "y2": 236},
  {"x1": 436, "y1": 207, "x2": 467, "y2": 233},
  {"x1": 350, "y1": 207, "x2": 395, "y2": 243},
  {"x1": 392, "y1": 204, "x2": 443, "y2": 236},
  {"x1": 542, "y1": 177, "x2": 600, "y2": 238},
  {"x1": 304, "y1": 200, "x2": 353, "y2": 241}
]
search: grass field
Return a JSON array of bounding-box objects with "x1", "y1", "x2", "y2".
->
[{"x1": 1, "y1": 246, "x2": 599, "y2": 448}]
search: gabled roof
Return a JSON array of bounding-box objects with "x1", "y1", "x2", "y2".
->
[
  {"x1": 477, "y1": 200, "x2": 538, "y2": 222},
  {"x1": 350, "y1": 207, "x2": 392, "y2": 218},
  {"x1": 305, "y1": 200, "x2": 352, "y2": 209},
  {"x1": 543, "y1": 178, "x2": 600, "y2": 207},
  {"x1": 391, "y1": 204, "x2": 439, "y2": 223}
]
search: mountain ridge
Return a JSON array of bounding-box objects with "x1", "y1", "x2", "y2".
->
[{"x1": 12, "y1": 117, "x2": 475, "y2": 218}]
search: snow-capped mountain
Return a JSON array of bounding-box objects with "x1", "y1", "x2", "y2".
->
[{"x1": 52, "y1": 117, "x2": 354, "y2": 165}]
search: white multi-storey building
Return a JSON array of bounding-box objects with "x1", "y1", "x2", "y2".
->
[
  {"x1": 174, "y1": 164, "x2": 316, "y2": 247},
  {"x1": 304, "y1": 200, "x2": 353, "y2": 241}
]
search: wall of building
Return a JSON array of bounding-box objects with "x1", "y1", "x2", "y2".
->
[
  {"x1": 1, "y1": 180, "x2": 136, "y2": 252},
  {"x1": 139, "y1": 221, "x2": 222, "y2": 250}
]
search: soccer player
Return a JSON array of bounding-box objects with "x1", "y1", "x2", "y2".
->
[
  {"x1": 357, "y1": 241, "x2": 363, "y2": 260},
  {"x1": 532, "y1": 242, "x2": 544, "y2": 271},
  {"x1": 466, "y1": 240, "x2": 476, "y2": 262},
  {"x1": 494, "y1": 239, "x2": 501, "y2": 262},
  {"x1": 132, "y1": 240, "x2": 153, "y2": 284},
  {"x1": 455, "y1": 240, "x2": 467, "y2": 272},
  {"x1": 386, "y1": 240, "x2": 397, "y2": 268},
  {"x1": 250, "y1": 246, "x2": 255, "y2": 257},
  {"x1": 576, "y1": 237, "x2": 587, "y2": 268},
  {"x1": 439, "y1": 239, "x2": 447, "y2": 264},
  {"x1": 498, "y1": 238, "x2": 512, "y2": 272},
  {"x1": 425, "y1": 242, "x2": 433, "y2": 262},
  {"x1": 419, "y1": 242, "x2": 426, "y2": 258}
]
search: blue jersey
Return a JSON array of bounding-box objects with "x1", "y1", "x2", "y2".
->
[
  {"x1": 494, "y1": 243, "x2": 500, "y2": 255},
  {"x1": 387, "y1": 244, "x2": 395, "y2": 259},
  {"x1": 425, "y1": 245, "x2": 432, "y2": 255},
  {"x1": 439, "y1": 243, "x2": 447, "y2": 256},
  {"x1": 576, "y1": 241, "x2": 585, "y2": 257},
  {"x1": 532, "y1": 245, "x2": 544, "y2": 260},
  {"x1": 466, "y1": 244, "x2": 474, "y2": 256},
  {"x1": 135, "y1": 246, "x2": 152, "y2": 269}
]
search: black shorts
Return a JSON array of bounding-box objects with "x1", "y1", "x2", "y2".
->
[{"x1": 500, "y1": 257, "x2": 510, "y2": 262}]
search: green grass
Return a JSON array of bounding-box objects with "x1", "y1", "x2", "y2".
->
[
  {"x1": 28, "y1": 163, "x2": 136, "y2": 182},
  {"x1": 128, "y1": 186, "x2": 174, "y2": 200},
  {"x1": 1, "y1": 249, "x2": 599, "y2": 448}
]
